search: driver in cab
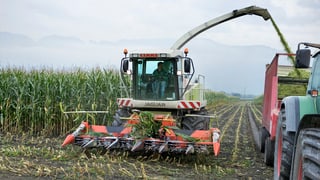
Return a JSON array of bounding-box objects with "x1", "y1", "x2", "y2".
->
[{"x1": 152, "y1": 62, "x2": 167, "y2": 99}]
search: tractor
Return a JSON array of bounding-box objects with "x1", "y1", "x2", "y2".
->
[{"x1": 260, "y1": 42, "x2": 320, "y2": 179}]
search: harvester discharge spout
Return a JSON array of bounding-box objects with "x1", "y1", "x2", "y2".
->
[{"x1": 171, "y1": 5, "x2": 271, "y2": 50}]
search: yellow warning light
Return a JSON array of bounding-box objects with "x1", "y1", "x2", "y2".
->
[
  {"x1": 311, "y1": 89, "x2": 318, "y2": 97},
  {"x1": 123, "y1": 48, "x2": 128, "y2": 55},
  {"x1": 184, "y1": 48, "x2": 189, "y2": 56}
]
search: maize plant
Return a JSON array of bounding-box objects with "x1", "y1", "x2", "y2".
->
[{"x1": 0, "y1": 66, "x2": 122, "y2": 136}]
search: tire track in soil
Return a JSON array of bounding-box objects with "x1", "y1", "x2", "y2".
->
[
  {"x1": 237, "y1": 103, "x2": 273, "y2": 179},
  {"x1": 219, "y1": 105, "x2": 241, "y2": 143},
  {"x1": 212, "y1": 104, "x2": 239, "y2": 132},
  {"x1": 212, "y1": 102, "x2": 273, "y2": 179},
  {"x1": 216, "y1": 103, "x2": 242, "y2": 165},
  {"x1": 216, "y1": 104, "x2": 236, "y2": 117},
  {"x1": 247, "y1": 103, "x2": 261, "y2": 150}
]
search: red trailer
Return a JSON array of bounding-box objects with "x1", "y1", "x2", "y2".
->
[{"x1": 259, "y1": 53, "x2": 310, "y2": 166}]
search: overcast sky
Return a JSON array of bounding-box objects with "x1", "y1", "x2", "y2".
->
[
  {"x1": 1, "y1": 0, "x2": 319, "y2": 95},
  {"x1": 1, "y1": 0, "x2": 319, "y2": 48}
]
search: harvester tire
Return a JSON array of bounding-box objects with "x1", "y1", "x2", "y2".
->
[
  {"x1": 259, "y1": 127, "x2": 268, "y2": 153},
  {"x1": 264, "y1": 136, "x2": 274, "y2": 166},
  {"x1": 274, "y1": 109, "x2": 294, "y2": 180},
  {"x1": 181, "y1": 109, "x2": 209, "y2": 130},
  {"x1": 112, "y1": 109, "x2": 131, "y2": 126},
  {"x1": 291, "y1": 128, "x2": 320, "y2": 180}
]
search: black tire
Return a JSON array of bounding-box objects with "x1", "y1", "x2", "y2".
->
[
  {"x1": 264, "y1": 136, "x2": 274, "y2": 166},
  {"x1": 111, "y1": 109, "x2": 131, "y2": 126},
  {"x1": 274, "y1": 109, "x2": 295, "y2": 180},
  {"x1": 291, "y1": 128, "x2": 320, "y2": 180},
  {"x1": 259, "y1": 127, "x2": 268, "y2": 153},
  {"x1": 181, "y1": 109, "x2": 210, "y2": 130}
]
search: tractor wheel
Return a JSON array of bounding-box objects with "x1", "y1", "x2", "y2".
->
[
  {"x1": 259, "y1": 127, "x2": 268, "y2": 153},
  {"x1": 181, "y1": 109, "x2": 209, "y2": 130},
  {"x1": 112, "y1": 109, "x2": 131, "y2": 126},
  {"x1": 264, "y1": 136, "x2": 274, "y2": 166},
  {"x1": 291, "y1": 128, "x2": 320, "y2": 180},
  {"x1": 274, "y1": 109, "x2": 295, "y2": 180}
]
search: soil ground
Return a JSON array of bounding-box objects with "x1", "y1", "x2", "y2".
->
[{"x1": 0, "y1": 102, "x2": 273, "y2": 179}]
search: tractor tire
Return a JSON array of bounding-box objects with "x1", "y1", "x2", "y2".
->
[
  {"x1": 291, "y1": 128, "x2": 320, "y2": 180},
  {"x1": 259, "y1": 127, "x2": 268, "y2": 153},
  {"x1": 264, "y1": 136, "x2": 274, "y2": 166},
  {"x1": 181, "y1": 109, "x2": 210, "y2": 130},
  {"x1": 274, "y1": 109, "x2": 295, "y2": 180},
  {"x1": 112, "y1": 109, "x2": 131, "y2": 126}
]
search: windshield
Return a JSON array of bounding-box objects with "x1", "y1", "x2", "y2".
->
[
  {"x1": 308, "y1": 55, "x2": 320, "y2": 91},
  {"x1": 132, "y1": 58, "x2": 177, "y2": 100}
]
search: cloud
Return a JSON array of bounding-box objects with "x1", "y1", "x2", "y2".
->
[
  {"x1": 270, "y1": 0, "x2": 320, "y2": 19},
  {"x1": 1, "y1": 0, "x2": 319, "y2": 49}
]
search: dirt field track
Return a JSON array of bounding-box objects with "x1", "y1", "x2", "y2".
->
[{"x1": 0, "y1": 101, "x2": 273, "y2": 179}]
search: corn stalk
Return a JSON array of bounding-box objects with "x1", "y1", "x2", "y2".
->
[{"x1": 0, "y1": 67, "x2": 121, "y2": 136}]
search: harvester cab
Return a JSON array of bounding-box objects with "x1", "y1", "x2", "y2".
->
[
  {"x1": 114, "y1": 48, "x2": 209, "y2": 131},
  {"x1": 120, "y1": 48, "x2": 195, "y2": 101}
]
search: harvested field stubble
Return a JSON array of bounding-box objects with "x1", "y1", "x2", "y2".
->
[{"x1": 0, "y1": 102, "x2": 273, "y2": 179}]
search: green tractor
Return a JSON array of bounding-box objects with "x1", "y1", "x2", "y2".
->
[{"x1": 274, "y1": 42, "x2": 320, "y2": 179}]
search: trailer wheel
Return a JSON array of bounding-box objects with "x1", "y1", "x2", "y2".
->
[
  {"x1": 181, "y1": 109, "x2": 209, "y2": 130},
  {"x1": 112, "y1": 109, "x2": 131, "y2": 126},
  {"x1": 291, "y1": 128, "x2": 320, "y2": 180},
  {"x1": 259, "y1": 127, "x2": 268, "y2": 153},
  {"x1": 274, "y1": 109, "x2": 294, "y2": 180},
  {"x1": 264, "y1": 136, "x2": 274, "y2": 166}
]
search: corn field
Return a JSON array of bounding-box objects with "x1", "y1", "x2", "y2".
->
[{"x1": 0, "y1": 67, "x2": 121, "y2": 136}]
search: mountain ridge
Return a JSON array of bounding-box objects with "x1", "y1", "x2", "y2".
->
[{"x1": 0, "y1": 31, "x2": 280, "y2": 95}]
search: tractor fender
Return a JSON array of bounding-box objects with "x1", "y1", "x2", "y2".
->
[
  {"x1": 281, "y1": 96, "x2": 317, "y2": 133},
  {"x1": 281, "y1": 96, "x2": 300, "y2": 133}
]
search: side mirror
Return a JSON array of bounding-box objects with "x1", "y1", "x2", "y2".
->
[
  {"x1": 184, "y1": 58, "x2": 191, "y2": 73},
  {"x1": 121, "y1": 58, "x2": 129, "y2": 73},
  {"x1": 295, "y1": 48, "x2": 311, "y2": 68}
]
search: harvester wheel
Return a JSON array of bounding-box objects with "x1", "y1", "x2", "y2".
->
[
  {"x1": 291, "y1": 128, "x2": 320, "y2": 180},
  {"x1": 264, "y1": 136, "x2": 274, "y2": 166},
  {"x1": 259, "y1": 127, "x2": 268, "y2": 153},
  {"x1": 181, "y1": 109, "x2": 209, "y2": 130},
  {"x1": 112, "y1": 109, "x2": 131, "y2": 126},
  {"x1": 274, "y1": 109, "x2": 294, "y2": 180}
]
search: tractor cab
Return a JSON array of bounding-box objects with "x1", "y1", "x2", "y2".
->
[
  {"x1": 296, "y1": 43, "x2": 320, "y2": 97},
  {"x1": 120, "y1": 48, "x2": 194, "y2": 101}
]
